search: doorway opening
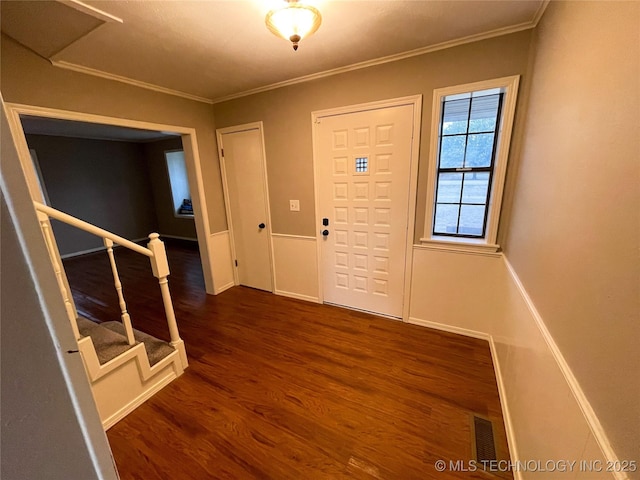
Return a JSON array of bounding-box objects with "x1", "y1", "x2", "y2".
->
[{"x1": 4, "y1": 103, "x2": 218, "y2": 295}]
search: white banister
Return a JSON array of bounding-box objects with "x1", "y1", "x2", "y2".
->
[
  {"x1": 37, "y1": 211, "x2": 81, "y2": 340},
  {"x1": 147, "y1": 234, "x2": 187, "y2": 367},
  {"x1": 33, "y1": 201, "x2": 153, "y2": 258},
  {"x1": 104, "y1": 239, "x2": 136, "y2": 346},
  {"x1": 34, "y1": 201, "x2": 186, "y2": 368}
]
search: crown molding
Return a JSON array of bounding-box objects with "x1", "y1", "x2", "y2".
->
[
  {"x1": 532, "y1": 0, "x2": 551, "y2": 26},
  {"x1": 56, "y1": 0, "x2": 123, "y2": 23},
  {"x1": 50, "y1": 60, "x2": 215, "y2": 104},
  {"x1": 212, "y1": 20, "x2": 538, "y2": 103},
  {"x1": 49, "y1": 13, "x2": 545, "y2": 107}
]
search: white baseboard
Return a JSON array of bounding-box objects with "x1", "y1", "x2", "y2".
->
[
  {"x1": 102, "y1": 370, "x2": 177, "y2": 430},
  {"x1": 487, "y1": 336, "x2": 523, "y2": 480},
  {"x1": 215, "y1": 281, "x2": 235, "y2": 295},
  {"x1": 275, "y1": 289, "x2": 320, "y2": 304},
  {"x1": 503, "y1": 258, "x2": 627, "y2": 480},
  {"x1": 407, "y1": 316, "x2": 491, "y2": 341},
  {"x1": 61, "y1": 237, "x2": 148, "y2": 259},
  {"x1": 158, "y1": 234, "x2": 198, "y2": 242},
  {"x1": 407, "y1": 316, "x2": 521, "y2": 476}
]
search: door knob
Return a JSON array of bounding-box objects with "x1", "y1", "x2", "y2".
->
[
  {"x1": 258, "y1": 223, "x2": 266, "y2": 229},
  {"x1": 322, "y1": 229, "x2": 329, "y2": 236}
]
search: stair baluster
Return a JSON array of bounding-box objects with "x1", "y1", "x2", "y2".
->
[
  {"x1": 37, "y1": 212, "x2": 81, "y2": 340},
  {"x1": 104, "y1": 238, "x2": 136, "y2": 346},
  {"x1": 147, "y1": 233, "x2": 188, "y2": 368}
]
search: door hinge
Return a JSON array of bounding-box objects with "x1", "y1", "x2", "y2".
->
[
  {"x1": 235, "y1": 259, "x2": 238, "y2": 267},
  {"x1": 221, "y1": 148, "x2": 224, "y2": 157}
]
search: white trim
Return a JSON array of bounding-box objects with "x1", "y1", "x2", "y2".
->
[
  {"x1": 45, "y1": 20, "x2": 538, "y2": 107},
  {"x1": 423, "y1": 75, "x2": 520, "y2": 248},
  {"x1": 532, "y1": 0, "x2": 551, "y2": 26},
  {"x1": 274, "y1": 290, "x2": 320, "y2": 304},
  {"x1": 415, "y1": 240, "x2": 502, "y2": 257},
  {"x1": 57, "y1": 0, "x2": 123, "y2": 24},
  {"x1": 102, "y1": 370, "x2": 176, "y2": 430},
  {"x1": 270, "y1": 232, "x2": 316, "y2": 241},
  {"x1": 212, "y1": 23, "x2": 537, "y2": 104},
  {"x1": 487, "y1": 336, "x2": 523, "y2": 480},
  {"x1": 215, "y1": 281, "x2": 235, "y2": 295},
  {"x1": 407, "y1": 316, "x2": 490, "y2": 341},
  {"x1": 216, "y1": 122, "x2": 275, "y2": 292},
  {"x1": 503, "y1": 258, "x2": 628, "y2": 480},
  {"x1": 50, "y1": 61, "x2": 214, "y2": 105},
  {"x1": 407, "y1": 316, "x2": 521, "y2": 479},
  {"x1": 209, "y1": 229, "x2": 229, "y2": 238},
  {"x1": 157, "y1": 234, "x2": 198, "y2": 242},
  {"x1": 312, "y1": 95, "x2": 422, "y2": 321},
  {"x1": 4, "y1": 103, "x2": 217, "y2": 295}
]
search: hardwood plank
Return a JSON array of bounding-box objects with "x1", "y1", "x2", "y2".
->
[{"x1": 63, "y1": 240, "x2": 513, "y2": 480}]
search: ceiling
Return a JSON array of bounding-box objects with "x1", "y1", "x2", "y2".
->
[{"x1": 1, "y1": 0, "x2": 546, "y2": 104}]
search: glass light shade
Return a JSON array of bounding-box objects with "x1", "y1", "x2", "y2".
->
[{"x1": 265, "y1": 2, "x2": 322, "y2": 50}]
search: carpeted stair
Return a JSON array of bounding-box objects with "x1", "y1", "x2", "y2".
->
[{"x1": 77, "y1": 316, "x2": 175, "y2": 366}]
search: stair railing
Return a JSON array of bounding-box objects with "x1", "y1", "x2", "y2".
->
[{"x1": 33, "y1": 201, "x2": 184, "y2": 357}]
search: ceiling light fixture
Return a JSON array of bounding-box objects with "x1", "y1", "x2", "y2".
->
[{"x1": 265, "y1": 0, "x2": 322, "y2": 51}]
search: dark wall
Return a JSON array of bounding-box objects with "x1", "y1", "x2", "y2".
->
[{"x1": 26, "y1": 134, "x2": 158, "y2": 255}]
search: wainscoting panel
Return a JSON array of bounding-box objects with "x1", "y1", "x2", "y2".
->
[
  {"x1": 271, "y1": 234, "x2": 319, "y2": 302},
  {"x1": 409, "y1": 245, "x2": 505, "y2": 336},
  {"x1": 408, "y1": 245, "x2": 620, "y2": 480},
  {"x1": 208, "y1": 230, "x2": 235, "y2": 294}
]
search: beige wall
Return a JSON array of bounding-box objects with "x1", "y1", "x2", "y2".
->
[
  {"x1": 504, "y1": 1, "x2": 640, "y2": 467},
  {"x1": 0, "y1": 34, "x2": 227, "y2": 234},
  {"x1": 26, "y1": 134, "x2": 158, "y2": 255},
  {"x1": 213, "y1": 30, "x2": 534, "y2": 240},
  {"x1": 143, "y1": 137, "x2": 198, "y2": 240}
]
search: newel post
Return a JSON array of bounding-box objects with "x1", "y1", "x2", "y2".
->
[{"x1": 147, "y1": 234, "x2": 187, "y2": 366}]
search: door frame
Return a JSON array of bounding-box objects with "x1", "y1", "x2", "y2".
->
[
  {"x1": 311, "y1": 95, "x2": 422, "y2": 321},
  {"x1": 3, "y1": 102, "x2": 219, "y2": 295},
  {"x1": 216, "y1": 121, "x2": 275, "y2": 290}
]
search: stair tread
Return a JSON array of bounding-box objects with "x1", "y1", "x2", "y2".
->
[
  {"x1": 77, "y1": 316, "x2": 134, "y2": 365},
  {"x1": 77, "y1": 317, "x2": 175, "y2": 367},
  {"x1": 101, "y1": 321, "x2": 175, "y2": 367}
]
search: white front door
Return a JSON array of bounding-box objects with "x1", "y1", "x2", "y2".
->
[
  {"x1": 315, "y1": 103, "x2": 415, "y2": 318},
  {"x1": 218, "y1": 125, "x2": 273, "y2": 292}
]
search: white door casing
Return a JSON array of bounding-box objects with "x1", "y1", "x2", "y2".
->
[
  {"x1": 3, "y1": 103, "x2": 218, "y2": 295},
  {"x1": 217, "y1": 123, "x2": 274, "y2": 292},
  {"x1": 313, "y1": 98, "x2": 421, "y2": 318}
]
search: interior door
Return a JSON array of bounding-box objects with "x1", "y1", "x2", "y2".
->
[
  {"x1": 316, "y1": 104, "x2": 414, "y2": 317},
  {"x1": 219, "y1": 125, "x2": 273, "y2": 292}
]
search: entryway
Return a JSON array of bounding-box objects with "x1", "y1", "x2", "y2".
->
[{"x1": 313, "y1": 96, "x2": 421, "y2": 319}]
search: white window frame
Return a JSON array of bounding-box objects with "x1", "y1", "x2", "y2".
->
[{"x1": 421, "y1": 75, "x2": 520, "y2": 253}]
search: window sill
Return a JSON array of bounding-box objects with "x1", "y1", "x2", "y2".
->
[
  {"x1": 175, "y1": 213, "x2": 195, "y2": 219},
  {"x1": 419, "y1": 237, "x2": 501, "y2": 256}
]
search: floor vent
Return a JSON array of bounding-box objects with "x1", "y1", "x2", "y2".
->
[{"x1": 472, "y1": 415, "x2": 497, "y2": 463}]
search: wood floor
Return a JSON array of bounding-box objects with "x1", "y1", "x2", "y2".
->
[{"x1": 63, "y1": 240, "x2": 512, "y2": 480}]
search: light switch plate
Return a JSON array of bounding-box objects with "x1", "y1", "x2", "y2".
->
[{"x1": 289, "y1": 200, "x2": 300, "y2": 212}]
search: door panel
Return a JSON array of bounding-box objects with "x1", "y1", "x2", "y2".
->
[
  {"x1": 316, "y1": 105, "x2": 414, "y2": 317},
  {"x1": 220, "y1": 128, "x2": 273, "y2": 292}
]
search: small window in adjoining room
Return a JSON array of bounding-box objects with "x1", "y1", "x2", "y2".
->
[
  {"x1": 422, "y1": 76, "x2": 520, "y2": 253},
  {"x1": 164, "y1": 150, "x2": 193, "y2": 218}
]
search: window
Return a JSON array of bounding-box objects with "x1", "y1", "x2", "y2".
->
[
  {"x1": 423, "y1": 76, "x2": 519, "y2": 252},
  {"x1": 164, "y1": 150, "x2": 193, "y2": 218}
]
